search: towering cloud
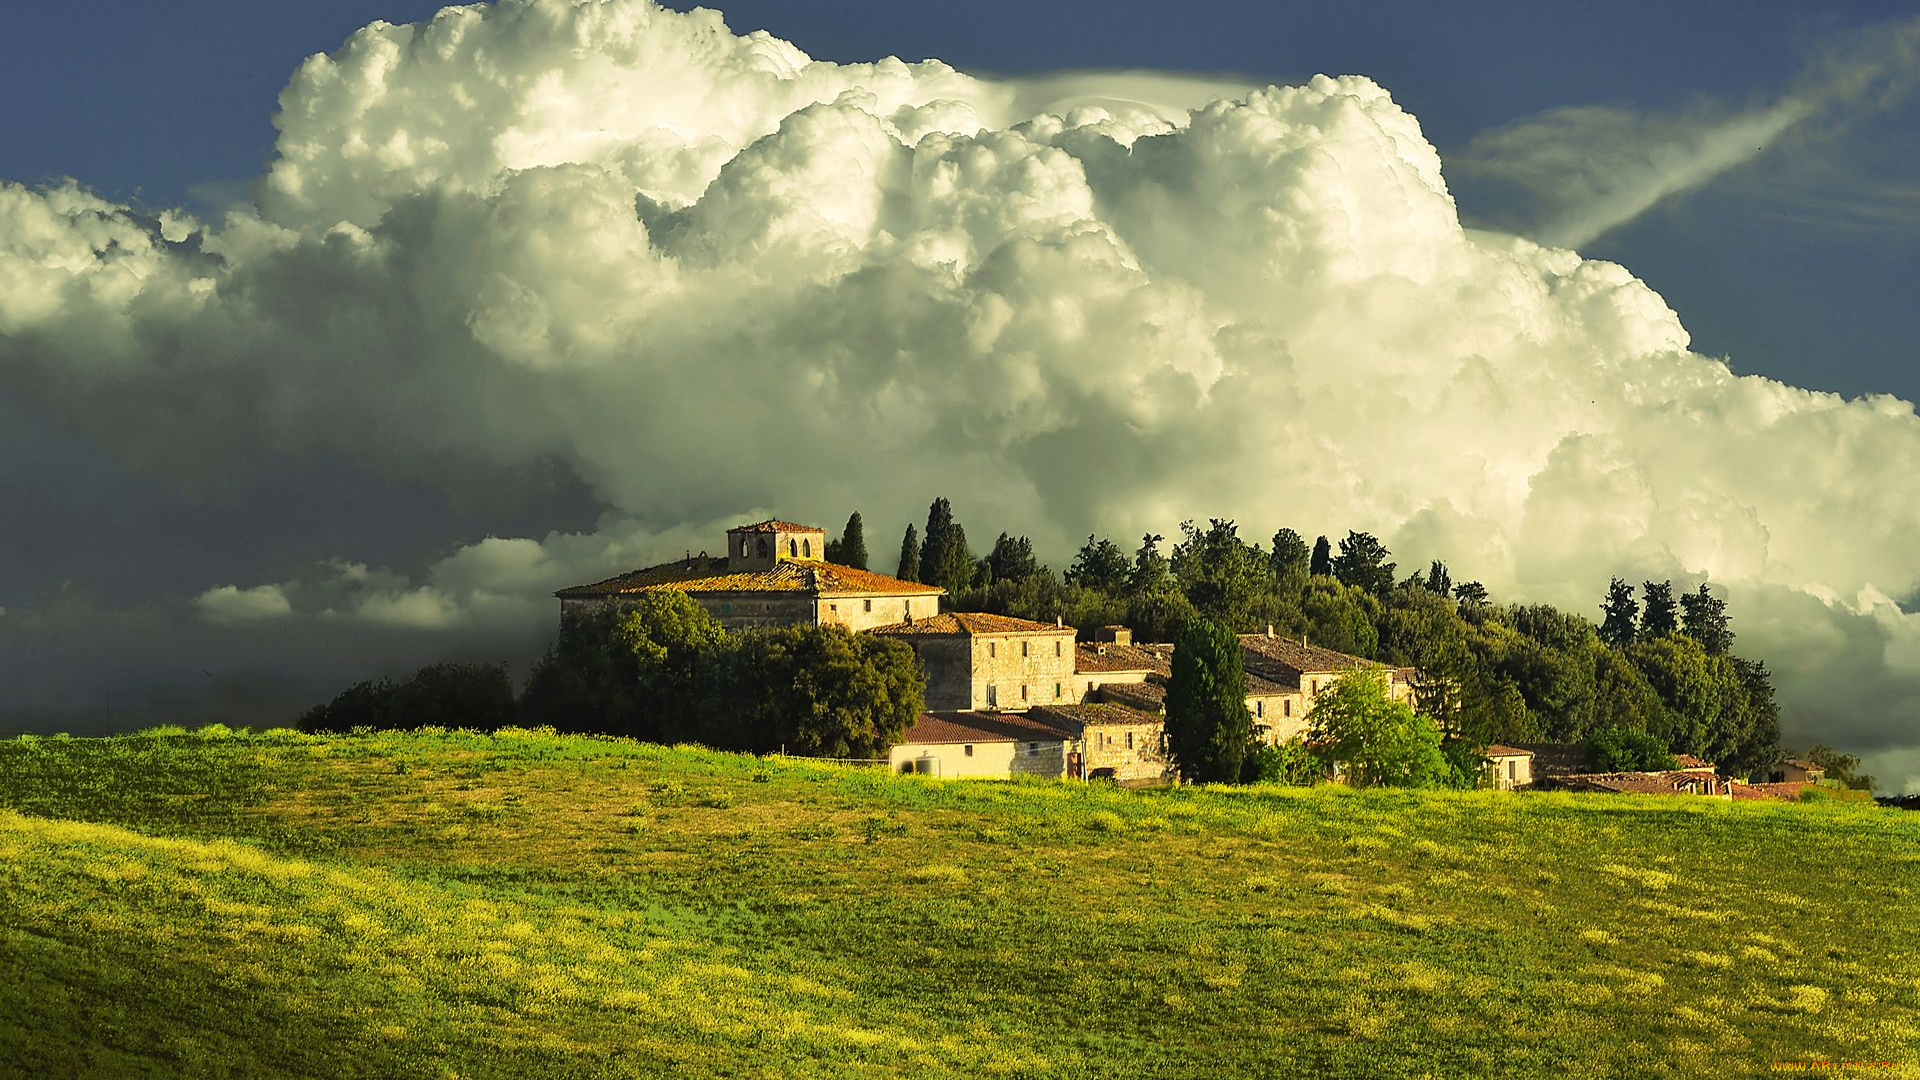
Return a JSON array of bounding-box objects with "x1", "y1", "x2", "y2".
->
[{"x1": 2, "y1": 0, "x2": 1917, "y2": 787}]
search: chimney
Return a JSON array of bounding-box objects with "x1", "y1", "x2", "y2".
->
[
  {"x1": 1056, "y1": 614, "x2": 1063, "y2": 627},
  {"x1": 1266, "y1": 623, "x2": 1274, "y2": 639}
]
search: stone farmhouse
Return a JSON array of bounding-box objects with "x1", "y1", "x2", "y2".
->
[{"x1": 556, "y1": 518, "x2": 1422, "y2": 785}]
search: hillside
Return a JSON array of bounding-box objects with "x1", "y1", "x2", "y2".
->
[{"x1": 0, "y1": 728, "x2": 1913, "y2": 1079}]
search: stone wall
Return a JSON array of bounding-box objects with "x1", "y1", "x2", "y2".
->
[
  {"x1": 818, "y1": 594, "x2": 942, "y2": 634},
  {"x1": 911, "y1": 638, "x2": 975, "y2": 711},
  {"x1": 1081, "y1": 721, "x2": 1173, "y2": 784},
  {"x1": 970, "y1": 630, "x2": 1078, "y2": 711}
]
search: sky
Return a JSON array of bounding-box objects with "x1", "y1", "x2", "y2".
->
[{"x1": 1, "y1": 0, "x2": 1917, "y2": 787}]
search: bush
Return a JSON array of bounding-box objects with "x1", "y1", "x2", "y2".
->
[{"x1": 300, "y1": 661, "x2": 519, "y2": 732}]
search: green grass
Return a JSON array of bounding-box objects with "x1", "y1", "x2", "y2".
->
[{"x1": 0, "y1": 726, "x2": 1914, "y2": 1078}]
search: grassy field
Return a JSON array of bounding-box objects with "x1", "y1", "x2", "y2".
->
[{"x1": 0, "y1": 727, "x2": 1913, "y2": 1079}]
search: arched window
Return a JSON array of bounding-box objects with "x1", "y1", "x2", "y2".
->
[
  {"x1": 803, "y1": 539, "x2": 811, "y2": 557},
  {"x1": 788, "y1": 538, "x2": 797, "y2": 557}
]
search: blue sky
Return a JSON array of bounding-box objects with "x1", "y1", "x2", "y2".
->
[{"x1": 5, "y1": 0, "x2": 1915, "y2": 399}]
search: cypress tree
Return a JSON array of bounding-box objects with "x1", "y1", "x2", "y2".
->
[
  {"x1": 895, "y1": 524, "x2": 920, "y2": 582},
  {"x1": 1598, "y1": 576, "x2": 1639, "y2": 648},
  {"x1": 834, "y1": 512, "x2": 869, "y2": 570},
  {"x1": 1270, "y1": 528, "x2": 1310, "y2": 584},
  {"x1": 1640, "y1": 580, "x2": 1678, "y2": 639},
  {"x1": 1680, "y1": 583, "x2": 1733, "y2": 655},
  {"x1": 1164, "y1": 617, "x2": 1252, "y2": 784},
  {"x1": 1309, "y1": 535, "x2": 1333, "y2": 577},
  {"x1": 918, "y1": 497, "x2": 974, "y2": 594},
  {"x1": 1423, "y1": 560, "x2": 1452, "y2": 596}
]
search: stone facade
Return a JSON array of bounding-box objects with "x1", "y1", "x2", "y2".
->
[
  {"x1": 868, "y1": 612, "x2": 1077, "y2": 712},
  {"x1": 1030, "y1": 703, "x2": 1174, "y2": 785},
  {"x1": 889, "y1": 711, "x2": 1071, "y2": 779}
]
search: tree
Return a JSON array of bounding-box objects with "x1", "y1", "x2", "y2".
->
[
  {"x1": 1300, "y1": 578, "x2": 1379, "y2": 658},
  {"x1": 986, "y1": 532, "x2": 1041, "y2": 583},
  {"x1": 718, "y1": 626, "x2": 923, "y2": 757},
  {"x1": 1064, "y1": 534, "x2": 1130, "y2": 594},
  {"x1": 1453, "y1": 580, "x2": 1490, "y2": 606},
  {"x1": 895, "y1": 524, "x2": 920, "y2": 583},
  {"x1": 1309, "y1": 535, "x2": 1333, "y2": 577},
  {"x1": 1270, "y1": 528, "x2": 1311, "y2": 586},
  {"x1": 1128, "y1": 533, "x2": 1170, "y2": 595},
  {"x1": 1805, "y1": 743, "x2": 1875, "y2": 792},
  {"x1": 1305, "y1": 670, "x2": 1456, "y2": 788},
  {"x1": 1680, "y1": 583, "x2": 1733, "y2": 655},
  {"x1": 519, "y1": 595, "x2": 727, "y2": 740},
  {"x1": 1640, "y1": 580, "x2": 1678, "y2": 639},
  {"x1": 919, "y1": 498, "x2": 976, "y2": 595},
  {"x1": 1242, "y1": 737, "x2": 1320, "y2": 785},
  {"x1": 1587, "y1": 726, "x2": 1678, "y2": 772},
  {"x1": 1125, "y1": 583, "x2": 1197, "y2": 644},
  {"x1": 826, "y1": 512, "x2": 868, "y2": 569},
  {"x1": 1331, "y1": 531, "x2": 1397, "y2": 597},
  {"x1": 1598, "y1": 577, "x2": 1639, "y2": 648},
  {"x1": 1422, "y1": 560, "x2": 1452, "y2": 596},
  {"x1": 1170, "y1": 519, "x2": 1277, "y2": 630},
  {"x1": 299, "y1": 662, "x2": 518, "y2": 732},
  {"x1": 1164, "y1": 617, "x2": 1252, "y2": 784}
]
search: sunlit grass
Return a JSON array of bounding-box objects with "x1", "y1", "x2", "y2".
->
[{"x1": 0, "y1": 728, "x2": 1914, "y2": 1078}]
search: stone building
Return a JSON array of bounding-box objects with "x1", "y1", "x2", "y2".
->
[
  {"x1": 555, "y1": 519, "x2": 942, "y2": 632},
  {"x1": 1029, "y1": 703, "x2": 1173, "y2": 784},
  {"x1": 887, "y1": 711, "x2": 1071, "y2": 779},
  {"x1": 867, "y1": 612, "x2": 1081, "y2": 711}
]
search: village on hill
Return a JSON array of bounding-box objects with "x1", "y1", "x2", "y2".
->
[{"x1": 554, "y1": 517, "x2": 1833, "y2": 801}]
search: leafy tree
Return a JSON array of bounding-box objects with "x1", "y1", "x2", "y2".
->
[
  {"x1": 1309, "y1": 535, "x2": 1333, "y2": 577},
  {"x1": 299, "y1": 662, "x2": 519, "y2": 732},
  {"x1": 1452, "y1": 580, "x2": 1490, "y2": 606},
  {"x1": 1242, "y1": 737, "x2": 1320, "y2": 785},
  {"x1": 1300, "y1": 578, "x2": 1379, "y2": 658},
  {"x1": 718, "y1": 626, "x2": 922, "y2": 757},
  {"x1": 1125, "y1": 583, "x2": 1197, "y2": 644},
  {"x1": 895, "y1": 524, "x2": 920, "y2": 583},
  {"x1": 1423, "y1": 560, "x2": 1452, "y2": 596},
  {"x1": 1065, "y1": 534, "x2": 1130, "y2": 594},
  {"x1": 1164, "y1": 617, "x2": 1252, "y2": 784},
  {"x1": 919, "y1": 498, "x2": 976, "y2": 595},
  {"x1": 1128, "y1": 533, "x2": 1170, "y2": 595},
  {"x1": 1587, "y1": 725, "x2": 1678, "y2": 771},
  {"x1": 1270, "y1": 528, "x2": 1311, "y2": 586},
  {"x1": 1171, "y1": 519, "x2": 1277, "y2": 630},
  {"x1": 520, "y1": 595, "x2": 726, "y2": 740},
  {"x1": 986, "y1": 532, "x2": 1042, "y2": 583},
  {"x1": 1598, "y1": 577, "x2": 1639, "y2": 648},
  {"x1": 1591, "y1": 644, "x2": 1669, "y2": 735},
  {"x1": 1306, "y1": 670, "x2": 1457, "y2": 788},
  {"x1": 825, "y1": 512, "x2": 868, "y2": 569},
  {"x1": 1331, "y1": 531, "x2": 1397, "y2": 597},
  {"x1": 1680, "y1": 583, "x2": 1733, "y2": 654},
  {"x1": 1640, "y1": 580, "x2": 1678, "y2": 639}
]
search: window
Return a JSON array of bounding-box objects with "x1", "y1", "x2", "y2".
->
[
  {"x1": 863, "y1": 599, "x2": 872, "y2": 613},
  {"x1": 1256, "y1": 701, "x2": 1264, "y2": 718},
  {"x1": 1283, "y1": 700, "x2": 1292, "y2": 717},
  {"x1": 1126, "y1": 732, "x2": 1134, "y2": 750},
  {"x1": 1310, "y1": 679, "x2": 1319, "y2": 693},
  {"x1": 789, "y1": 539, "x2": 798, "y2": 557},
  {"x1": 829, "y1": 603, "x2": 837, "y2": 614},
  {"x1": 1020, "y1": 685, "x2": 1028, "y2": 702},
  {"x1": 986, "y1": 684, "x2": 997, "y2": 706},
  {"x1": 1028, "y1": 742, "x2": 1038, "y2": 755},
  {"x1": 1054, "y1": 682, "x2": 1062, "y2": 699},
  {"x1": 964, "y1": 744, "x2": 974, "y2": 757},
  {"x1": 989, "y1": 642, "x2": 997, "y2": 658},
  {"x1": 1055, "y1": 641, "x2": 1062, "y2": 657}
]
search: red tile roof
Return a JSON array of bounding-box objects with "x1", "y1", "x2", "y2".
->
[
  {"x1": 1238, "y1": 635, "x2": 1378, "y2": 677},
  {"x1": 866, "y1": 611, "x2": 1072, "y2": 637},
  {"x1": 1731, "y1": 781, "x2": 1813, "y2": 802},
  {"x1": 1029, "y1": 703, "x2": 1164, "y2": 730},
  {"x1": 1098, "y1": 682, "x2": 1167, "y2": 712},
  {"x1": 898, "y1": 711, "x2": 1072, "y2": 745},
  {"x1": 556, "y1": 558, "x2": 941, "y2": 599},
  {"x1": 1556, "y1": 770, "x2": 1731, "y2": 796},
  {"x1": 1674, "y1": 754, "x2": 1716, "y2": 771},
  {"x1": 1486, "y1": 744, "x2": 1536, "y2": 758},
  {"x1": 729, "y1": 520, "x2": 824, "y2": 533}
]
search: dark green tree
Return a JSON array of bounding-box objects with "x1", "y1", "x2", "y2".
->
[
  {"x1": 1640, "y1": 580, "x2": 1678, "y2": 639},
  {"x1": 1587, "y1": 726, "x2": 1678, "y2": 771},
  {"x1": 1270, "y1": 528, "x2": 1311, "y2": 586},
  {"x1": 1171, "y1": 519, "x2": 1277, "y2": 630},
  {"x1": 719, "y1": 626, "x2": 923, "y2": 757},
  {"x1": 895, "y1": 524, "x2": 920, "y2": 583},
  {"x1": 1680, "y1": 583, "x2": 1733, "y2": 654},
  {"x1": 1065, "y1": 534, "x2": 1130, "y2": 594},
  {"x1": 1453, "y1": 580, "x2": 1490, "y2": 606},
  {"x1": 1805, "y1": 743, "x2": 1875, "y2": 792},
  {"x1": 519, "y1": 595, "x2": 726, "y2": 740},
  {"x1": 919, "y1": 498, "x2": 976, "y2": 595},
  {"x1": 986, "y1": 533, "x2": 1041, "y2": 582},
  {"x1": 1300, "y1": 578, "x2": 1379, "y2": 658},
  {"x1": 825, "y1": 512, "x2": 868, "y2": 569},
  {"x1": 1164, "y1": 617, "x2": 1252, "y2": 783},
  {"x1": 1331, "y1": 531, "x2": 1397, "y2": 597},
  {"x1": 299, "y1": 662, "x2": 519, "y2": 732},
  {"x1": 1598, "y1": 577, "x2": 1639, "y2": 648},
  {"x1": 1423, "y1": 560, "x2": 1452, "y2": 596},
  {"x1": 1309, "y1": 535, "x2": 1333, "y2": 577},
  {"x1": 1128, "y1": 533, "x2": 1170, "y2": 595}
]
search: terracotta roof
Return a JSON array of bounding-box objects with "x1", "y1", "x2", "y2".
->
[
  {"x1": 1555, "y1": 770, "x2": 1731, "y2": 796},
  {"x1": 1673, "y1": 754, "x2": 1716, "y2": 771},
  {"x1": 730, "y1": 520, "x2": 822, "y2": 533},
  {"x1": 1245, "y1": 673, "x2": 1299, "y2": 697},
  {"x1": 556, "y1": 559, "x2": 941, "y2": 599},
  {"x1": 1732, "y1": 781, "x2": 1813, "y2": 802},
  {"x1": 898, "y1": 711, "x2": 1072, "y2": 745},
  {"x1": 1238, "y1": 635, "x2": 1377, "y2": 674},
  {"x1": 1074, "y1": 642, "x2": 1171, "y2": 674},
  {"x1": 1029, "y1": 703, "x2": 1164, "y2": 731},
  {"x1": 1780, "y1": 757, "x2": 1822, "y2": 771},
  {"x1": 1098, "y1": 682, "x2": 1167, "y2": 712},
  {"x1": 866, "y1": 611, "x2": 1072, "y2": 637},
  {"x1": 1486, "y1": 744, "x2": 1536, "y2": 758}
]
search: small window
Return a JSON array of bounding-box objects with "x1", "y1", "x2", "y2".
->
[
  {"x1": 1310, "y1": 679, "x2": 1319, "y2": 693},
  {"x1": 1284, "y1": 700, "x2": 1292, "y2": 717},
  {"x1": 964, "y1": 744, "x2": 974, "y2": 757},
  {"x1": 989, "y1": 642, "x2": 997, "y2": 658},
  {"x1": 1055, "y1": 641, "x2": 1062, "y2": 657},
  {"x1": 1022, "y1": 641, "x2": 1030, "y2": 658},
  {"x1": 803, "y1": 539, "x2": 811, "y2": 557},
  {"x1": 1054, "y1": 682, "x2": 1062, "y2": 699},
  {"x1": 863, "y1": 599, "x2": 872, "y2": 613},
  {"x1": 1126, "y1": 732, "x2": 1134, "y2": 750},
  {"x1": 1028, "y1": 742, "x2": 1038, "y2": 755},
  {"x1": 986, "y1": 684, "x2": 997, "y2": 706},
  {"x1": 1020, "y1": 685, "x2": 1028, "y2": 702},
  {"x1": 829, "y1": 603, "x2": 837, "y2": 614},
  {"x1": 1256, "y1": 701, "x2": 1264, "y2": 718}
]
